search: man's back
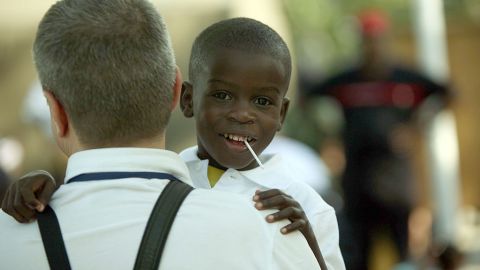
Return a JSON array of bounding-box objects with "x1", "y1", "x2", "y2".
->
[{"x1": 0, "y1": 149, "x2": 319, "y2": 269}]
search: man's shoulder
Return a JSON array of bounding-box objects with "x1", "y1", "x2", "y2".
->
[
  {"x1": 163, "y1": 189, "x2": 319, "y2": 269},
  {"x1": 184, "y1": 188, "x2": 265, "y2": 217},
  {"x1": 181, "y1": 188, "x2": 286, "y2": 234},
  {"x1": 171, "y1": 189, "x2": 280, "y2": 251}
]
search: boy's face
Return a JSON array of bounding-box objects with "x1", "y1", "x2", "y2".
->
[{"x1": 182, "y1": 48, "x2": 290, "y2": 170}]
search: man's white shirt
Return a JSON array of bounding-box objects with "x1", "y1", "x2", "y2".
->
[
  {"x1": 0, "y1": 148, "x2": 319, "y2": 270},
  {"x1": 180, "y1": 146, "x2": 346, "y2": 270}
]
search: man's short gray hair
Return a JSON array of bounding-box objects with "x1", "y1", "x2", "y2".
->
[{"x1": 34, "y1": 0, "x2": 176, "y2": 146}]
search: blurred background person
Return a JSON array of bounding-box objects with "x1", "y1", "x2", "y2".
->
[{"x1": 303, "y1": 10, "x2": 452, "y2": 270}]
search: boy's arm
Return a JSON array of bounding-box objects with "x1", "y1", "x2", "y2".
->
[
  {"x1": 253, "y1": 189, "x2": 328, "y2": 269},
  {"x1": 1, "y1": 170, "x2": 58, "y2": 223}
]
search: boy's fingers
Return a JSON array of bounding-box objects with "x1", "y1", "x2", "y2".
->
[
  {"x1": 0, "y1": 186, "x2": 10, "y2": 210},
  {"x1": 21, "y1": 184, "x2": 44, "y2": 210},
  {"x1": 13, "y1": 189, "x2": 36, "y2": 221},
  {"x1": 36, "y1": 182, "x2": 56, "y2": 212},
  {"x1": 21, "y1": 175, "x2": 55, "y2": 212},
  {"x1": 2, "y1": 187, "x2": 15, "y2": 214},
  {"x1": 1, "y1": 187, "x2": 12, "y2": 212},
  {"x1": 4, "y1": 191, "x2": 28, "y2": 223},
  {"x1": 281, "y1": 219, "x2": 307, "y2": 234},
  {"x1": 255, "y1": 195, "x2": 298, "y2": 210},
  {"x1": 266, "y1": 207, "x2": 305, "y2": 222},
  {"x1": 255, "y1": 189, "x2": 290, "y2": 200},
  {"x1": 2, "y1": 181, "x2": 30, "y2": 219},
  {"x1": 10, "y1": 210, "x2": 28, "y2": 223}
]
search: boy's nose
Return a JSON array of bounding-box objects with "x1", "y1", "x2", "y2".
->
[{"x1": 227, "y1": 101, "x2": 255, "y2": 124}]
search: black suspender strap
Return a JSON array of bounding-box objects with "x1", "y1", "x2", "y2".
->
[
  {"x1": 36, "y1": 171, "x2": 192, "y2": 270},
  {"x1": 68, "y1": 172, "x2": 180, "y2": 183},
  {"x1": 37, "y1": 205, "x2": 72, "y2": 270},
  {"x1": 133, "y1": 180, "x2": 193, "y2": 270}
]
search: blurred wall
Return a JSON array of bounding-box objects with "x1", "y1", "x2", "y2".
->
[{"x1": 0, "y1": 1, "x2": 64, "y2": 178}]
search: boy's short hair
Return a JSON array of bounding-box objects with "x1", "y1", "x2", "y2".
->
[
  {"x1": 189, "y1": 17, "x2": 291, "y2": 84},
  {"x1": 33, "y1": 0, "x2": 176, "y2": 147}
]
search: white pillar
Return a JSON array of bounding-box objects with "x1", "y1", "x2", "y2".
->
[{"x1": 412, "y1": 0, "x2": 460, "y2": 245}]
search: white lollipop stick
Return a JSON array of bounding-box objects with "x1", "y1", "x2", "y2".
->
[{"x1": 244, "y1": 140, "x2": 264, "y2": 168}]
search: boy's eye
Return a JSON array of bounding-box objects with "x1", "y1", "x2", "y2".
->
[
  {"x1": 254, "y1": 97, "x2": 272, "y2": 106},
  {"x1": 212, "y1": 91, "x2": 232, "y2": 100}
]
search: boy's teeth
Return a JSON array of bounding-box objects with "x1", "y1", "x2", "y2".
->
[{"x1": 224, "y1": 133, "x2": 248, "y2": 142}]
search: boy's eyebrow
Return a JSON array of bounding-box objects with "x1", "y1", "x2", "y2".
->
[
  {"x1": 254, "y1": 86, "x2": 281, "y2": 95},
  {"x1": 208, "y1": 79, "x2": 282, "y2": 95},
  {"x1": 207, "y1": 79, "x2": 235, "y2": 87}
]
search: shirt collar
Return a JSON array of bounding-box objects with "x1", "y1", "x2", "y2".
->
[
  {"x1": 65, "y1": 148, "x2": 193, "y2": 186},
  {"x1": 179, "y1": 146, "x2": 292, "y2": 190},
  {"x1": 179, "y1": 146, "x2": 210, "y2": 189}
]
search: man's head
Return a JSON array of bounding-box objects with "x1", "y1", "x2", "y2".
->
[
  {"x1": 357, "y1": 10, "x2": 392, "y2": 72},
  {"x1": 181, "y1": 17, "x2": 291, "y2": 170},
  {"x1": 34, "y1": 0, "x2": 180, "y2": 153}
]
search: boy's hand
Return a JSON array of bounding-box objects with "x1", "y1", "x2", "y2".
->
[
  {"x1": 253, "y1": 189, "x2": 309, "y2": 234},
  {"x1": 253, "y1": 188, "x2": 328, "y2": 269},
  {"x1": 1, "y1": 170, "x2": 57, "y2": 223}
]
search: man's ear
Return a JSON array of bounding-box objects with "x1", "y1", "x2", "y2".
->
[
  {"x1": 43, "y1": 90, "x2": 69, "y2": 137},
  {"x1": 277, "y1": 97, "x2": 290, "y2": 131},
  {"x1": 170, "y1": 67, "x2": 183, "y2": 111},
  {"x1": 180, "y1": 81, "x2": 194, "y2": 118}
]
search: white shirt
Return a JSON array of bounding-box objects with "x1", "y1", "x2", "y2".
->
[
  {"x1": 0, "y1": 148, "x2": 319, "y2": 270},
  {"x1": 180, "y1": 146, "x2": 346, "y2": 270}
]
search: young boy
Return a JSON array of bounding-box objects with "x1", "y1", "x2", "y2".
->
[{"x1": 2, "y1": 18, "x2": 344, "y2": 269}]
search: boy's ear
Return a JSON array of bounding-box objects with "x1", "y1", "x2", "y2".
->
[
  {"x1": 277, "y1": 97, "x2": 290, "y2": 131},
  {"x1": 180, "y1": 81, "x2": 194, "y2": 118}
]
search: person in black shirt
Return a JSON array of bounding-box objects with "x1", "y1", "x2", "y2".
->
[{"x1": 304, "y1": 10, "x2": 451, "y2": 270}]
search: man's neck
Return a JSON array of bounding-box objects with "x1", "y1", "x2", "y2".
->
[{"x1": 66, "y1": 134, "x2": 166, "y2": 157}]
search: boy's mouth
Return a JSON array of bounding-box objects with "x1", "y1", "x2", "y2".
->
[
  {"x1": 219, "y1": 133, "x2": 257, "y2": 151},
  {"x1": 221, "y1": 133, "x2": 255, "y2": 143}
]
